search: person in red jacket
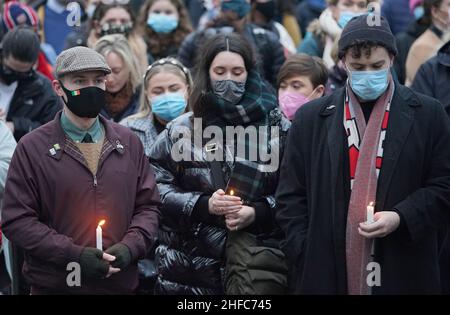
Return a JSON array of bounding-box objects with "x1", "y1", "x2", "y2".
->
[{"x1": 1, "y1": 46, "x2": 161, "y2": 294}]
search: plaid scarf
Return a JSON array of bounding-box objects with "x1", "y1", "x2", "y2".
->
[
  {"x1": 344, "y1": 80, "x2": 394, "y2": 295},
  {"x1": 208, "y1": 70, "x2": 277, "y2": 127},
  {"x1": 205, "y1": 70, "x2": 277, "y2": 160},
  {"x1": 204, "y1": 70, "x2": 277, "y2": 199}
]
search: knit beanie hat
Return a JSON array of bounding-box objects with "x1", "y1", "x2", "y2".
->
[
  {"x1": 1, "y1": 1, "x2": 39, "y2": 34},
  {"x1": 338, "y1": 14, "x2": 397, "y2": 59}
]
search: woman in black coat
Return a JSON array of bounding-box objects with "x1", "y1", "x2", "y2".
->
[{"x1": 148, "y1": 33, "x2": 290, "y2": 294}]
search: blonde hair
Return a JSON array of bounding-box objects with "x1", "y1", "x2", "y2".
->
[
  {"x1": 128, "y1": 57, "x2": 193, "y2": 120},
  {"x1": 93, "y1": 34, "x2": 142, "y2": 93}
]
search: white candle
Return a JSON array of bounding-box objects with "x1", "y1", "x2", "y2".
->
[
  {"x1": 96, "y1": 220, "x2": 105, "y2": 250},
  {"x1": 366, "y1": 202, "x2": 374, "y2": 224}
]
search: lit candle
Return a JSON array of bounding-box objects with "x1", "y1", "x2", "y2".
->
[
  {"x1": 366, "y1": 202, "x2": 374, "y2": 224},
  {"x1": 229, "y1": 189, "x2": 235, "y2": 196},
  {"x1": 96, "y1": 219, "x2": 105, "y2": 250}
]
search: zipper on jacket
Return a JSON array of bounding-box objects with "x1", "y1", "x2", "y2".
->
[{"x1": 93, "y1": 174, "x2": 98, "y2": 187}]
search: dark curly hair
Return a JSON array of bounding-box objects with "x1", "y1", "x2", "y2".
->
[{"x1": 345, "y1": 39, "x2": 395, "y2": 59}]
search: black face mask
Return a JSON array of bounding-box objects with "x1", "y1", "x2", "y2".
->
[
  {"x1": 60, "y1": 82, "x2": 105, "y2": 118},
  {"x1": 0, "y1": 63, "x2": 34, "y2": 85},
  {"x1": 99, "y1": 22, "x2": 133, "y2": 37},
  {"x1": 256, "y1": 1, "x2": 276, "y2": 22}
]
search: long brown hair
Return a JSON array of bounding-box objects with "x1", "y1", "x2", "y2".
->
[
  {"x1": 137, "y1": 0, "x2": 193, "y2": 58},
  {"x1": 189, "y1": 33, "x2": 256, "y2": 119}
]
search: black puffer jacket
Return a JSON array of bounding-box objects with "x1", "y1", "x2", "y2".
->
[
  {"x1": 148, "y1": 109, "x2": 290, "y2": 295},
  {"x1": 177, "y1": 23, "x2": 286, "y2": 86}
]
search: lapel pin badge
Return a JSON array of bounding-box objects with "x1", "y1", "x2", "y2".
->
[
  {"x1": 116, "y1": 141, "x2": 124, "y2": 150},
  {"x1": 49, "y1": 148, "x2": 57, "y2": 156},
  {"x1": 53, "y1": 143, "x2": 60, "y2": 151}
]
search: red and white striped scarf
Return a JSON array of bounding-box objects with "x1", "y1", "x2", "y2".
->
[{"x1": 344, "y1": 81, "x2": 394, "y2": 295}]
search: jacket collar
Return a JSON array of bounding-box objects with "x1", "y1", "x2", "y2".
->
[
  {"x1": 47, "y1": 111, "x2": 125, "y2": 160},
  {"x1": 125, "y1": 116, "x2": 154, "y2": 133},
  {"x1": 319, "y1": 83, "x2": 421, "y2": 118},
  {"x1": 13, "y1": 71, "x2": 43, "y2": 98},
  {"x1": 437, "y1": 40, "x2": 450, "y2": 67},
  {"x1": 322, "y1": 84, "x2": 419, "y2": 274}
]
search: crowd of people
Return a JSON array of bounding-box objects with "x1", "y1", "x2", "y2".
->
[{"x1": 0, "y1": 0, "x2": 449, "y2": 295}]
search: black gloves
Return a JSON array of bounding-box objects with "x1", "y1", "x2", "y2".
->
[
  {"x1": 79, "y1": 244, "x2": 132, "y2": 280},
  {"x1": 79, "y1": 247, "x2": 109, "y2": 279},
  {"x1": 105, "y1": 243, "x2": 132, "y2": 269}
]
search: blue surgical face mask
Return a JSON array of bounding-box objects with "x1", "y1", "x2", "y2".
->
[
  {"x1": 414, "y1": 6, "x2": 425, "y2": 20},
  {"x1": 347, "y1": 67, "x2": 390, "y2": 101},
  {"x1": 338, "y1": 11, "x2": 362, "y2": 28},
  {"x1": 221, "y1": 0, "x2": 251, "y2": 19},
  {"x1": 151, "y1": 92, "x2": 187, "y2": 122},
  {"x1": 147, "y1": 13, "x2": 179, "y2": 34}
]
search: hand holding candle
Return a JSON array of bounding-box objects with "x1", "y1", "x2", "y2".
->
[
  {"x1": 208, "y1": 189, "x2": 242, "y2": 215},
  {"x1": 359, "y1": 211, "x2": 401, "y2": 238},
  {"x1": 366, "y1": 202, "x2": 374, "y2": 224},
  {"x1": 96, "y1": 219, "x2": 105, "y2": 250}
]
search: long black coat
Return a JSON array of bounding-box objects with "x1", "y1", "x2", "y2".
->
[{"x1": 276, "y1": 84, "x2": 450, "y2": 294}]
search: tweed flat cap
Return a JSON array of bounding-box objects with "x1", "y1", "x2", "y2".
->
[{"x1": 55, "y1": 46, "x2": 111, "y2": 78}]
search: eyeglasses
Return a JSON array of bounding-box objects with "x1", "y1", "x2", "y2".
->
[{"x1": 143, "y1": 58, "x2": 191, "y2": 83}]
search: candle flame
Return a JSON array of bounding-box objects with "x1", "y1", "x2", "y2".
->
[
  {"x1": 98, "y1": 219, "x2": 105, "y2": 227},
  {"x1": 369, "y1": 202, "x2": 374, "y2": 207},
  {"x1": 229, "y1": 190, "x2": 234, "y2": 196}
]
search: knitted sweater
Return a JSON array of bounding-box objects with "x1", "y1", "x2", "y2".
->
[{"x1": 75, "y1": 135, "x2": 105, "y2": 175}]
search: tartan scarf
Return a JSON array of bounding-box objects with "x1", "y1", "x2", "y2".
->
[
  {"x1": 205, "y1": 70, "x2": 277, "y2": 161},
  {"x1": 203, "y1": 71, "x2": 277, "y2": 198},
  {"x1": 208, "y1": 70, "x2": 277, "y2": 127},
  {"x1": 344, "y1": 80, "x2": 394, "y2": 295}
]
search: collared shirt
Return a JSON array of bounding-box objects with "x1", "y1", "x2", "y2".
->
[{"x1": 60, "y1": 112, "x2": 103, "y2": 143}]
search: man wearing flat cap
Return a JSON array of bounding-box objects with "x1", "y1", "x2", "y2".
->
[
  {"x1": 276, "y1": 14, "x2": 450, "y2": 294},
  {"x1": 1, "y1": 46, "x2": 161, "y2": 294}
]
